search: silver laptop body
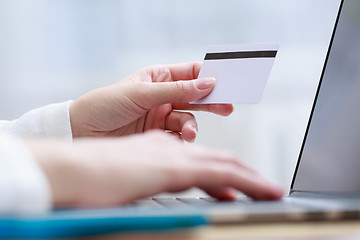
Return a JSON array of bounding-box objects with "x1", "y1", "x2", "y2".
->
[{"x1": 135, "y1": 0, "x2": 360, "y2": 223}]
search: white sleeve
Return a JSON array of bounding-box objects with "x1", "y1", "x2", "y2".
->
[
  {"x1": 0, "y1": 101, "x2": 73, "y2": 141},
  {"x1": 0, "y1": 134, "x2": 51, "y2": 215}
]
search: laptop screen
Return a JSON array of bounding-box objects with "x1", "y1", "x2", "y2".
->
[{"x1": 292, "y1": 0, "x2": 360, "y2": 194}]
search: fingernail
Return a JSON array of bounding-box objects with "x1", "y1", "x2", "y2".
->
[
  {"x1": 192, "y1": 127, "x2": 197, "y2": 135},
  {"x1": 186, "y1": 127, "x2": 197, "y2": 143},
  {"x1": 226, "y1": 188, "x2": 238, "y2": 200},
  {"x1": 195, "y1": 77, "x2": 216, "y2": 90}
]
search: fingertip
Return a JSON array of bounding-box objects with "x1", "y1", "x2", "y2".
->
[
  {"x1": 220, "y1": 188, "x2": 238, "y2": 201},
  {"x1": 191, "y1": 126, "x2": 198, "y2": 140},
  {"x1": 210, "y1": 104, "x2": 235, "y2": 117},
  {"x1": 263, "y1": 180, "x2": 285, "y2": 200},
  {"x1": 182, "y1": 125, "x2": 197, "y2": 143},
  {"x1": 206, "y1": 187, "x2": 237, "y2": 201},
  {"x1": 251, "y1": 183, "x2": 285, "y2": 201},
  {"x1": 221, "y1": 104, "x2": 235, "y2": 116},
  {"x1": 268, "y1": 184, "x2": 285, "y2": 200}
]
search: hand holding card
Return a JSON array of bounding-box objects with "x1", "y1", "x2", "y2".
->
[{"x1": 192, "y1": 43, "x2": 279, "y2": 104}]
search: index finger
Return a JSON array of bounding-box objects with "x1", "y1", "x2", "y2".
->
[{"x1": 172, "y1": 103, "x2": 234, "y2": 117}]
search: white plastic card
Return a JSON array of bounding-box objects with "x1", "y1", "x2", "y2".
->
[{"x1": 192, "y1": 43, "x2": 279, "y2": 104}]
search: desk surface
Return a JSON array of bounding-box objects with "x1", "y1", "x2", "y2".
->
[{"x1": 84, "y1": 221, "x2": 360, "y2": 240}]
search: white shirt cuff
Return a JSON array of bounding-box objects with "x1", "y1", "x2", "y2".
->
[
  {"x1": 0, "y1": 134, "x2": 51, "y2": 215},
  {"x1": 0, "y1": 101, "x2": 73, "y2": 141}
]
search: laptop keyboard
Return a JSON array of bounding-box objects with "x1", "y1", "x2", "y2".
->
[
  {"x1": 131, "y1": 196, "x2": 316, "y2": 211},
  {"x1": 124, "y1": 196, "x2": 360, "y2": 222},
  {"x1": 130, "y1": 196, "x2": 360, "y2": 212}
]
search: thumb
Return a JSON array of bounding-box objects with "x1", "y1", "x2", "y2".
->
[{"x1": 148, "y1": 77, "x2": 216, "y2": 106}]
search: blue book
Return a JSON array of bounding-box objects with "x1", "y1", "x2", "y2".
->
[{"x1": 0, "y1": 207, "x2": 208, "y2": 239}]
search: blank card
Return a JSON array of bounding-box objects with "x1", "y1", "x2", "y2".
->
[{"x1": 192, "y1": 43, "x2": 279, "y2": 104}]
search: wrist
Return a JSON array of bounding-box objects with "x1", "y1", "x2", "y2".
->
[{"x1": 69, "y1": 100, "x2": 83, "y2": 138}]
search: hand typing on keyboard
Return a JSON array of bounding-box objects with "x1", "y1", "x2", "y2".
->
[{"x1": 28, "y1": 130, "x2": 283, "y2": 208}]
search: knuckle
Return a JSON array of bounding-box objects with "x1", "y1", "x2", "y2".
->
[
  {"x1": 174, "y1": 81, "x2": 185, "y2": 90},
  {"x1": 162, "y1": 154, "x2": 194, "y2": 191},
  {"x1": 225, "y1": 152, "x2": 240, "y2": 164},
  {"x1": 151, "y1": 65, "x2": 172, "y2": 82},
  {"x1": 166, "y1": 167, "x2": 193, "y2": 191},
  {"x1": 216, "y1": 150, "x2": 240, "y2": 164}
]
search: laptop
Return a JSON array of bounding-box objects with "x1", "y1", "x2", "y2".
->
[
  {"x1": 135, "y1": 0, "x2": 360, "y2": 223},
  {"x1": 1, "y1": 0, "x2": 360, "y2": 238}
]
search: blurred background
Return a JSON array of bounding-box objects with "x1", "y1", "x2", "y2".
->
[{"x1": 0, "y1": 0, "x2": 340, "y2": 193}]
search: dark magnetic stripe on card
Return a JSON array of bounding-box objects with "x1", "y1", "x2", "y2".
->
[{"x1": 204, "y1": 50, "x2": 277, "y2": 60}]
